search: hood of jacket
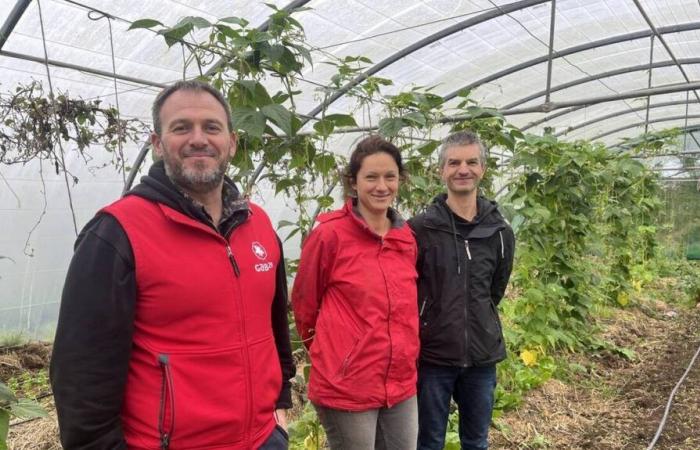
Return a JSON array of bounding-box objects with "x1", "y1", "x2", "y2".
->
[{"x1": 125, "y1": 160, "x2": 249, "y2": 235}]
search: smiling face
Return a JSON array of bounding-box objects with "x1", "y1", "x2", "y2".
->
[
  {"x1": 151, "y1": 89, "x2": 236, "y2": 195},
  {"x1": 441, "y1": 143, "x2": 485, "y2": 197},
  {"x1": 351, "y1": 151, "x2": 400, "y2": 218}
]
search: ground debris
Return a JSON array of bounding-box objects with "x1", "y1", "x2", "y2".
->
[{"x1": 491, "y1": 302, "x2": 700, "y2": 449}]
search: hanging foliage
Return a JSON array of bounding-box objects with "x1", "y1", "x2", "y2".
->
[{"x1": 0, "y1": 82, "x2": 145, "y2": 179}]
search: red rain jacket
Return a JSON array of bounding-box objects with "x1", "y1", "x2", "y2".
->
[{"x1": 292, "y1": 200, "x2": 420, "y2": 411}]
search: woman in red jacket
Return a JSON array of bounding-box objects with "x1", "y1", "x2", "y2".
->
[{"x1": 293, "y1": 135, "x2": 419, "y2": 449}]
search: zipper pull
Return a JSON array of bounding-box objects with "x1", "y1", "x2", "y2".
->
[
  {"x1": 226, "y1": 245, "x2": 240, "y2": 277},
  {"x1": 464, "y1": 240, "x2": 472, "y2": 260},
  {"x1": 161, "y1": 433, "x2": 170, "y2": 449}
]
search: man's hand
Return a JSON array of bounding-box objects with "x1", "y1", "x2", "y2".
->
[{"x1": 274, "y1": 408, "x2": 288, "y2": 431}]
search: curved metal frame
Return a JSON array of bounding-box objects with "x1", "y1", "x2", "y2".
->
[
  {"x1": 555, "y1": 99, "x2": 700, "y2": 137},
  {"x1": 520, "y1": 79, "x2": 700, "y2": 131},
  {"x1": 591, "y1": 115, "x2": 700, "y2": 141},
  {"x1": 0, "y1": 0, "x2": 31, "y2": 50},
  {"x1": 304, "y1": 0, "x2": 549, "y2": 118},
  {"x1": 504, "y1": 81, "x2": 700, "y2": 115},
  {"x1": 503, "y1": 58, "x2": 700, "y2": 110},
  {"x1": 443, "y1": 22, "x2": 700, "y2": 103}
]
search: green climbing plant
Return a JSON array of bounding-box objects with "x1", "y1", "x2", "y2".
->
[{"x1": 0, "y1": 381, "x2": 47, "y2": 450}]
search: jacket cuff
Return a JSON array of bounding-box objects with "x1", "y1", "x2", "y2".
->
[{"x1": 275, "y1": 385, "x2": 293, "y2": 409}]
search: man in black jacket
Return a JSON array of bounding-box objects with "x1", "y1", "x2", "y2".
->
[{"x1": 409, "y1": 131, "x2": 515, "y2": 450}]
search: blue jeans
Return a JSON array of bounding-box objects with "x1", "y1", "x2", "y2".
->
[
  {"x1": 417, "y1": 364, "x2": 497, "y2": 450},
  {"x1": 258, "y1": 425, "x2": 289, "y2": 449}
]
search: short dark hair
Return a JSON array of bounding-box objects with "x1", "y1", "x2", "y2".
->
[
  {"x1": 151, "y1": 80, "x2": 232, "y2": 135},
  {"x1": 342, "y1": 135, "x2": 407, "y2": 197},
  {"x1": 438, "y1": 130, "x2": 487, "y2": 169}
]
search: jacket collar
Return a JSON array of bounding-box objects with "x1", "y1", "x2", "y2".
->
[{"x1": 125, "y1": 160, "x2": 249, "y2": 235}]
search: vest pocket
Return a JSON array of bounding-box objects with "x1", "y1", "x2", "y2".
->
[
  {"x1": 124, "y1": 344, "x2": 250, "y2": 448},
  {"x1": 158, "y1": 354, "x2": 175, "y2": 449}
]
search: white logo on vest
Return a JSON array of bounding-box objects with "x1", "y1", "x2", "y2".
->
[
  {"x1": 252, "y1": 241, "x2": 273, "y2": 272},
  {"x1": 251, "y1": 241, "x2": 267, "y2": 260}
]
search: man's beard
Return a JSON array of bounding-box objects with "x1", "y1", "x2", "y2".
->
[{"x1": 161, "y1": 147, "x2": 229, "y2": 194}]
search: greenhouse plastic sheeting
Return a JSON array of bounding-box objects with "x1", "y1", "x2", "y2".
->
[{"x1": 1, "y1": 0, "x2": 700, "y2": 336}]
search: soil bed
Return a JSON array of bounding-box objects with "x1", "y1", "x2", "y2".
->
[{"x1": 491, "y1": 302, "x2": 700, "y2": 449}]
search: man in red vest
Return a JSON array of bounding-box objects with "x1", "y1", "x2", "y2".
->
[{"x1": 51, "y1": 80, "x2": 295, "y2": 449}]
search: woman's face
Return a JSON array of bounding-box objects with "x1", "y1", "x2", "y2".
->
[{"x1": 352, "y1": 151, "x2": 400, "y2": 217}]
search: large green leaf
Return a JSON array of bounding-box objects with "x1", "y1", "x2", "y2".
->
[
  {"x1": 290, "y1": 151, "x2": 308, "y2": 169},
  {"x1": 232, "y1": 80, "x2": 273, "y2": 107},
  {"x1": 231, "y1": 108, "x2": 266, "y2": 139},
  {"x1": 0, "y1": 409, "x2": 9, "y2": 450},
  {"x1": 277, "y1": 220, "x2": 296, "y2": 229},
  {"x1": 261, "y1": 104, "x2": 293, "y2": 136},
  {"x1": 161, "y1": 23, "x2": 194, "y2": 47},
  {"x1": 402, "y1": 111, "x2": 427, "y2": 127},
  {"x1": 317, "y1": 195, "x2": 334, "y2": 209},
  {"x1": 416, "y1": 140, "x2": 439, "y2": 156},
  {"x1": 314, "y1": 154, "x2": 336, "y2": 175},
  {"x1": 247, "y1": 29, "x2": 273, "y2": 43},
  {"x1": 214, "y1": 24, "x2": 240, "y2": 40},
  {"x1": 220, "y1": 16, "x2": 249, "y2": 27},
  {"x1": 324, "y1": 114, "x2": 357, "y2": 128},
  {"x1": 176, "y1": 16, "x2": 211, "y2": 29},
  {"x1": 0, "y1": 383, "x2": 16, "y2": 405},
  {"x1": 378, "y1": 117, "x2": 405, "y2": 138},
  {"x1": 127, "y1": 19, "x2": 163, "y2": 30},
  {"x1": 313, "y1": 119, "x2": 334, "y2": 138},
  {"x1": 10, "y1": 399, "x2": 48, "y2": 419},
  {"x1": 275, "y1": 178, "x2": 299, "y2": 194},
  {"x1": 262, "y1": 44, "x2": 286, "y2": 64}
]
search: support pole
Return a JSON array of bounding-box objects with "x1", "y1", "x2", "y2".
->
[{"x1": 544, "y1": 0, "x2": 557, "y2": 105}]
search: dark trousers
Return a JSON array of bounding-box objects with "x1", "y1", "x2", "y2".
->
[
  {"x1": 258, "y1": 425, "x2": 289, "y2": 449},
  {"x1": 417, "y1": 364, "x2": 497, "y2": 450}
]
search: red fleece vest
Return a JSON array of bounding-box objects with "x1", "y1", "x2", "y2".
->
[{"x1": 103, "y1": 196, "x2": 281, "y2": 450}]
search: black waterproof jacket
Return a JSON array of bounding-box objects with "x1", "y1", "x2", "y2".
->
[{"x1": 409, "y1": 194, "x2": 515, "y2": 367}]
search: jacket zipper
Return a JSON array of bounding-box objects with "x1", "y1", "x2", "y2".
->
[
  {"x1": 499, "y1": 231, "x2": 504, "y2": 258},
  {"x1": 224, "y1": 240, "x2": 253, "y2": 443},
  {"x1": 463, "y1": 240, "x2": 471, "y2": 367},
  {"x1": 377, "y1": 237, "x2": 394, "y2": 405},
  {"x1": 158, "y1": 354, "x2": 175, "y2": 450},
  {"x1": 226, "y1": 245, "x2": 240, "y2": 277},
  {"x1": 419, "y1": 298, "x2": 427, "y2": 318},
  {"x1": 464, "y1": 240, "x2": 472, "y2": 260}
]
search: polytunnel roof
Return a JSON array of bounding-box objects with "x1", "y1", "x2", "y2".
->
[
  {"x1": 2, "y1": 0, "x2": 700, "y2": 146},
  {"x1": 1, "y1": 0, "x2": 699, "y2": 337}
]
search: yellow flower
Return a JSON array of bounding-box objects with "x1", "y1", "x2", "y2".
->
[
  {"x1": 632, "y1": 280, "x2": 642, "y2": 293},
  {"x1": 617, "y1": 291, "x2": 629, "y2": 306},
  {"x1": 520, "y1": 349, "x2": 538, "y2": 367},
  {"x1": 304, "y1": 434, "x2": 318, "y2": 450}
]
